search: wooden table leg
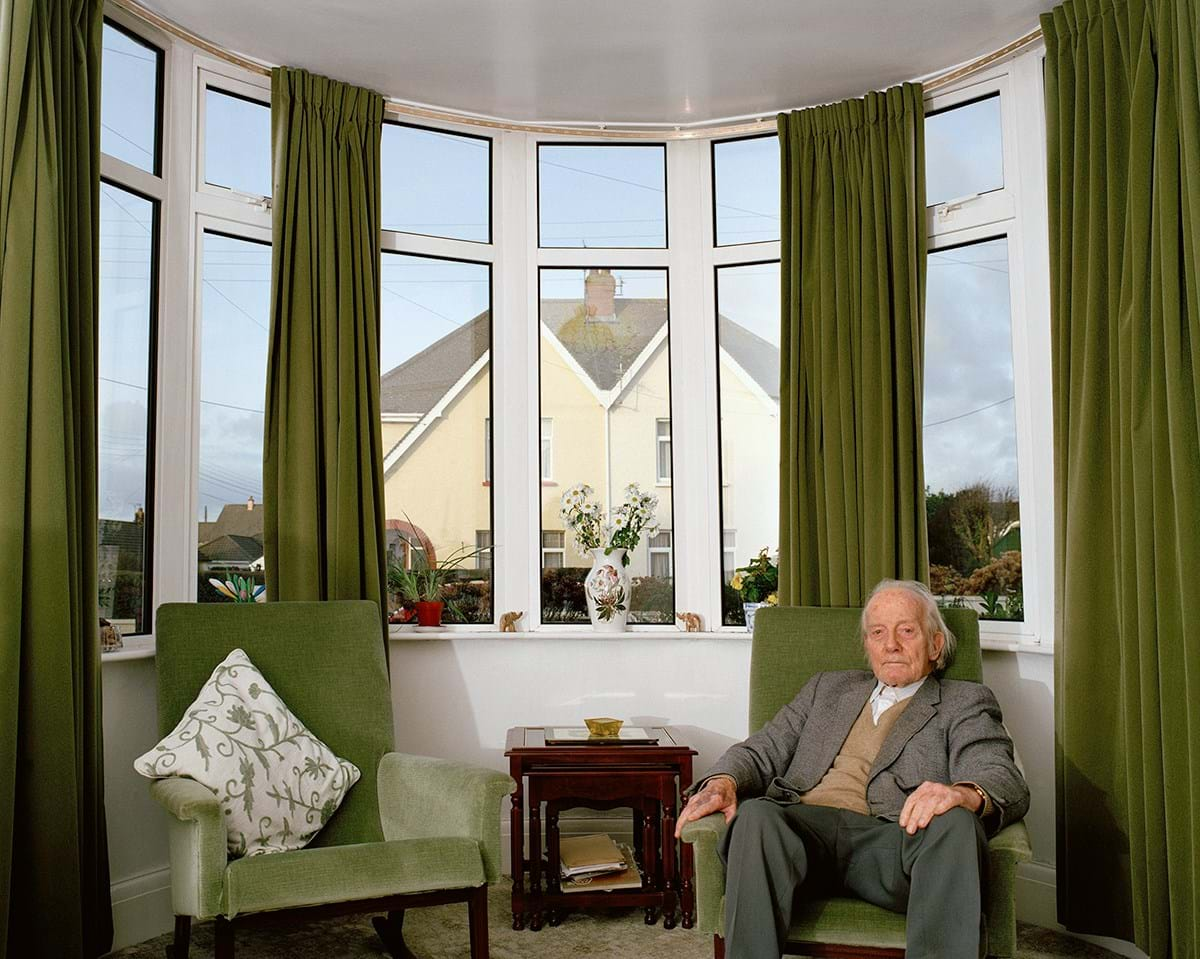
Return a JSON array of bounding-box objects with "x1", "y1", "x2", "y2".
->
[
  {"x1": 529, "y1": 798, "x2": 543, "y2": 931},
  {"x1": 661, "y1": 790, "x2": 678, "y2": 929},
  {"x1": 643, "y1": 797, "x2": 659, "y2": 924},
  {"x1": 509, "y1": 767, "x2": 526, "y2": 930},
  {"x1": 547, "y1": 804, "x2": 562, "y2": 925}
]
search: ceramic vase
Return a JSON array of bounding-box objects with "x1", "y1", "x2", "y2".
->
[
  {"x1": 742, "y1": 601, "x2": 766, "y2": 633},
  {"x1": 584, "y1": 547, "x2": 630, "y2": 632}
]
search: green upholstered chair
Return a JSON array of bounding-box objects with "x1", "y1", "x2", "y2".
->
[
  {"x1": 150, "y1": 601, "x2": 515, "y2": 959},
  {"x1": 680, "y1": 605, "x2": 1033, "y2": 959}
]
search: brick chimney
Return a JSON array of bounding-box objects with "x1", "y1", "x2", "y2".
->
[{"x1": 584, "y1": 269, "x2": 616, "y2": 322}]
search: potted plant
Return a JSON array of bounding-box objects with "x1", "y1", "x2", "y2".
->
[
  {"x1": 731, "y1": 548, "x2": 778, "y2": 631},
  {"x1": 560, "y1": 483, "x2": 660, "y2": 632},
  {"x1": 387, "y1": 542, "x2": 490, "y2": 627}
]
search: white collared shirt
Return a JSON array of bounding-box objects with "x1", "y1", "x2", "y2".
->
[{"x1": 869, "y1": 675, "x2": 927, "y2": 725}]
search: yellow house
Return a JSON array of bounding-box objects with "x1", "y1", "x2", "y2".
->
[{"x1": 379, "y1": 269, "x2": 778, "y2": 613}]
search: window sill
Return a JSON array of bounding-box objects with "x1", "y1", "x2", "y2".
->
[
  {"x1": 100, "y1": 634, "x2": 156, "y2": 663},
  {"x1": 980, "y1": 636, "x2": 1053, "y2": 655},
  {"x1": 388, "y1": 626, "x2": 751, "y2": 641}
]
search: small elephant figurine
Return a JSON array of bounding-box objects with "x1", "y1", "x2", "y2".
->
[
  {"x1": 676, "y1": 612, "x2": 702, "y2": 632},
  {"x1": 499, "y1": 610, "x2": 524, "y2": 632}
]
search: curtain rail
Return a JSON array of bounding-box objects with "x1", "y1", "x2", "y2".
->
[{"x1": 109, "y1": 0, "x2": 1041, "y2": 139}]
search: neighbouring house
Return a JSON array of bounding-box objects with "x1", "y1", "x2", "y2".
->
[
  {"x1": 98, "y1": 517, "x2": 146, "y2": 631},
  {"x1": 379, "y1": 269, "x2": 780, "y2": 590},
  {"x1": 197, "y1": 497, "x2": 264, "y2": 598}
]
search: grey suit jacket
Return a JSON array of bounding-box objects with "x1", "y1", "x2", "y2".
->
[{"x1": 701, "y1": 670, "x2": 1029, "y2": 835}]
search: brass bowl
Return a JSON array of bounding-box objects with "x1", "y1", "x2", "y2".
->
[{"x1": 584, "y1": 717, "x2": 623, "y2": 738}]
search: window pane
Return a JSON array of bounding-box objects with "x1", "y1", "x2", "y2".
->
[
  {"x1": 716, "y1": 262, "x2": 781, "y2": 625},
  {"x1": 713, "y1": 135, "x2": 780, "y2": 245},
  {"x1": 98, "y1": 184, "x2": 156, "y2": 634},
  {"x1": 476, "y1": 530, "x2": 492, "y2": 570},
  {"x1": 542, "y1": 532, "x2": 565, "y2": 569},
  {"x1": 924, "y1": 238, "x2": 1022, "y2": 620},
  {"x1": 101, "y1": 22, "x2": 161, "y2": 174},
  {"x1": 205, "y1": 87, "x2": 272, "y2": 198},
  {"x1": 381, "y1": 252, "x2": 492, "y2": 624},
  {"x1": 538, "y1": 145, "x2": 666, "y2": 248},
  {"x1": 925, "y1": 94, "x2": 1003, "y2": 207},
  {"x1": 382, "y1": 124, "x2": 490, "y2": 242},
  {"x1": 197, "y1": 233, "x2": 270, "y2": 603},
  {"x1": 540, "y1": 268, "x2": 673, "y2": 623}
]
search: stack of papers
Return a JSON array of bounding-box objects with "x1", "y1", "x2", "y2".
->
[{"x1": 559, "y1": 834, "x2": 642, "y2": 892}]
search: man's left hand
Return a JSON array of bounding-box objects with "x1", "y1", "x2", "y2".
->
[{"x1": 898, "y1": 781, "x2": 981, "y2": 834}]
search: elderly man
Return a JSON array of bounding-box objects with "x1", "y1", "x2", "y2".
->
[{"x1": 676, "y1": 579, "x2": 1028, "y2": 959}]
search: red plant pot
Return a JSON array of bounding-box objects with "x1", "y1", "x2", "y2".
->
[{"x1": 415, "y1": 601, "x2": 444, "y2": 627}]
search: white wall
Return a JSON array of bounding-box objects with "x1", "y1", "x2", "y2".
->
[
  {"x1": 101, "y1": 656, "x2": 172, "y2": 949},
  {"x1": 99, "y1": 636, "x2": 1087, "y2": 951}
]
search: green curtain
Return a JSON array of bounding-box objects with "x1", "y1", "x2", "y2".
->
[
  {"x1": 777, "y1": 84, "x2": 928, "y2": 607},
  {"x1": 264, "y1": 67, "x2": 388, "y2": 624},
  {"x1": 1044, "y1": 0, "x2": 1200, "y2": 953},
  {"x1": 0, "y1": 0, "x2": 112, "y2": 956}
]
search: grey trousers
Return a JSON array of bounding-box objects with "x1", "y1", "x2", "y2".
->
[{"x1": 719, "y1": 799, "x2": 989, "y2": 959}]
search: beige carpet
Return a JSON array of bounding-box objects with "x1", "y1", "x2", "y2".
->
[{"x1": 110, "y1": 880, "x2": 1123, "y2": 959}]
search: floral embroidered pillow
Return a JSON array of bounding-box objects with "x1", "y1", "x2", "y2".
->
[{"x1": 134, "y1": 648, "x2": 360, "y2": 857}]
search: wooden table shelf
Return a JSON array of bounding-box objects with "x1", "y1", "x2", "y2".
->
[{"x1": 504, "y1": 726, "x2": 697, "y2": 932}]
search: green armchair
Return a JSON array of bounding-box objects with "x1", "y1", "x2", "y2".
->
[
  {"x1": 150, "y1": 601, "x2": 515, "y2": 959},
  {"x1": 681, "y1": 605, "x2": 1033, "y2": 958}
]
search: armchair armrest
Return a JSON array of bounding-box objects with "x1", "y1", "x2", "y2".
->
[
  {"x1": 149, "y1": 778, "x2": 228, "y2": 919},
  {"x1": 680, "y1": 812, "x2": 729, "y2": 935},
  {"x1": 377, "y1": 752, "x2": 516, "y2": 882}
]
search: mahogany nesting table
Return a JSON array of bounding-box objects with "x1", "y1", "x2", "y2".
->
[{"x1": 504, "y1": 725, "x2": 697, "y2": 932}]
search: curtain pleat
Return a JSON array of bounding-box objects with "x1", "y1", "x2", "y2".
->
[
  {"x1": 1044, "y1": 0, "x2": 1200, "y2": 953},
  {"x1": 777, "y1": 83, "x2": 928, "y2": 607},
  {"x1": 264, "y1": 67, "x2": 388, "y2": 630},
  {"x1": 0, "y1": 0, "x2": 112, "y2": 955}
]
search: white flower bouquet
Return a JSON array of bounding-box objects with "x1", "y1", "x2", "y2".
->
[{"x1": 559, "y1": 482, "x2": 660, "y2": 566}]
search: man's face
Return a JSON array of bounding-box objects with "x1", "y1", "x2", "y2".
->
[{"x1": 863, "y1": 588, "x2": 943, "y2": 687}]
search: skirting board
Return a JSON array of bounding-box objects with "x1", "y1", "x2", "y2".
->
[{"x1": 110, "y1": 864, "x2": 173, "y2": 950}]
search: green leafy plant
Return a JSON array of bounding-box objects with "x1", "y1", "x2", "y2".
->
[
  {"x1": 730, "y1": 548, "x2": 778, "y2": 604},
  {"x1": 209, "y1": 574, "x2": 266, "y2": 603},
  {"x1": 387, "y1": 542, "x2": 491, "y2": 605}
]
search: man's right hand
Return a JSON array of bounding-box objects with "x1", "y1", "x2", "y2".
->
[{"x1": 674, "y1": 775, "x2": 738, "y2": 839}]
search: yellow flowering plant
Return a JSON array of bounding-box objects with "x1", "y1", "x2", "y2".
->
[{"x1": 731, "y1": 548, "x2": 778, "y2": 604}]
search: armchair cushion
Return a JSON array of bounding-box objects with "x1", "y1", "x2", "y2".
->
[
  {"x1": 136, "y1": 648, "x2": 361, "y2": 857},
  {"x1": 222, "y1": 836, "x2": 486, "y2": 918}
]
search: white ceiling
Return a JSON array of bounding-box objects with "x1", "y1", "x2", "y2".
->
[{"x1": 143, "y1": 0, "x2": 1051, "y2": 125}]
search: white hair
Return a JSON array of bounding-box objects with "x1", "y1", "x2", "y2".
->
[{"x1": 860, "y1": 579, "x2": 957, "y2": 672}]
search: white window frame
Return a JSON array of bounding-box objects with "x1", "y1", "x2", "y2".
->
[
  {"x1": 923, "y1": 48, "x2": 1053, "y2": 652},
  {"x1": 380, "y1": 113, "x2": 498, "y2": 629},
  {"x1": 98, "y1": 9, "x2": 168, "y2": 637},
  {"x1": 196, "y1": 70, "x2": 273, "y2": 211}
]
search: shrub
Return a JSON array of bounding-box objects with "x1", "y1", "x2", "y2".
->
[
  {"x1": 965, "y1": 551, "x2": 1022, "y2": 596},
  {"x1": 630, "y1": 575, "x2": 673, "y2": 624}
]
